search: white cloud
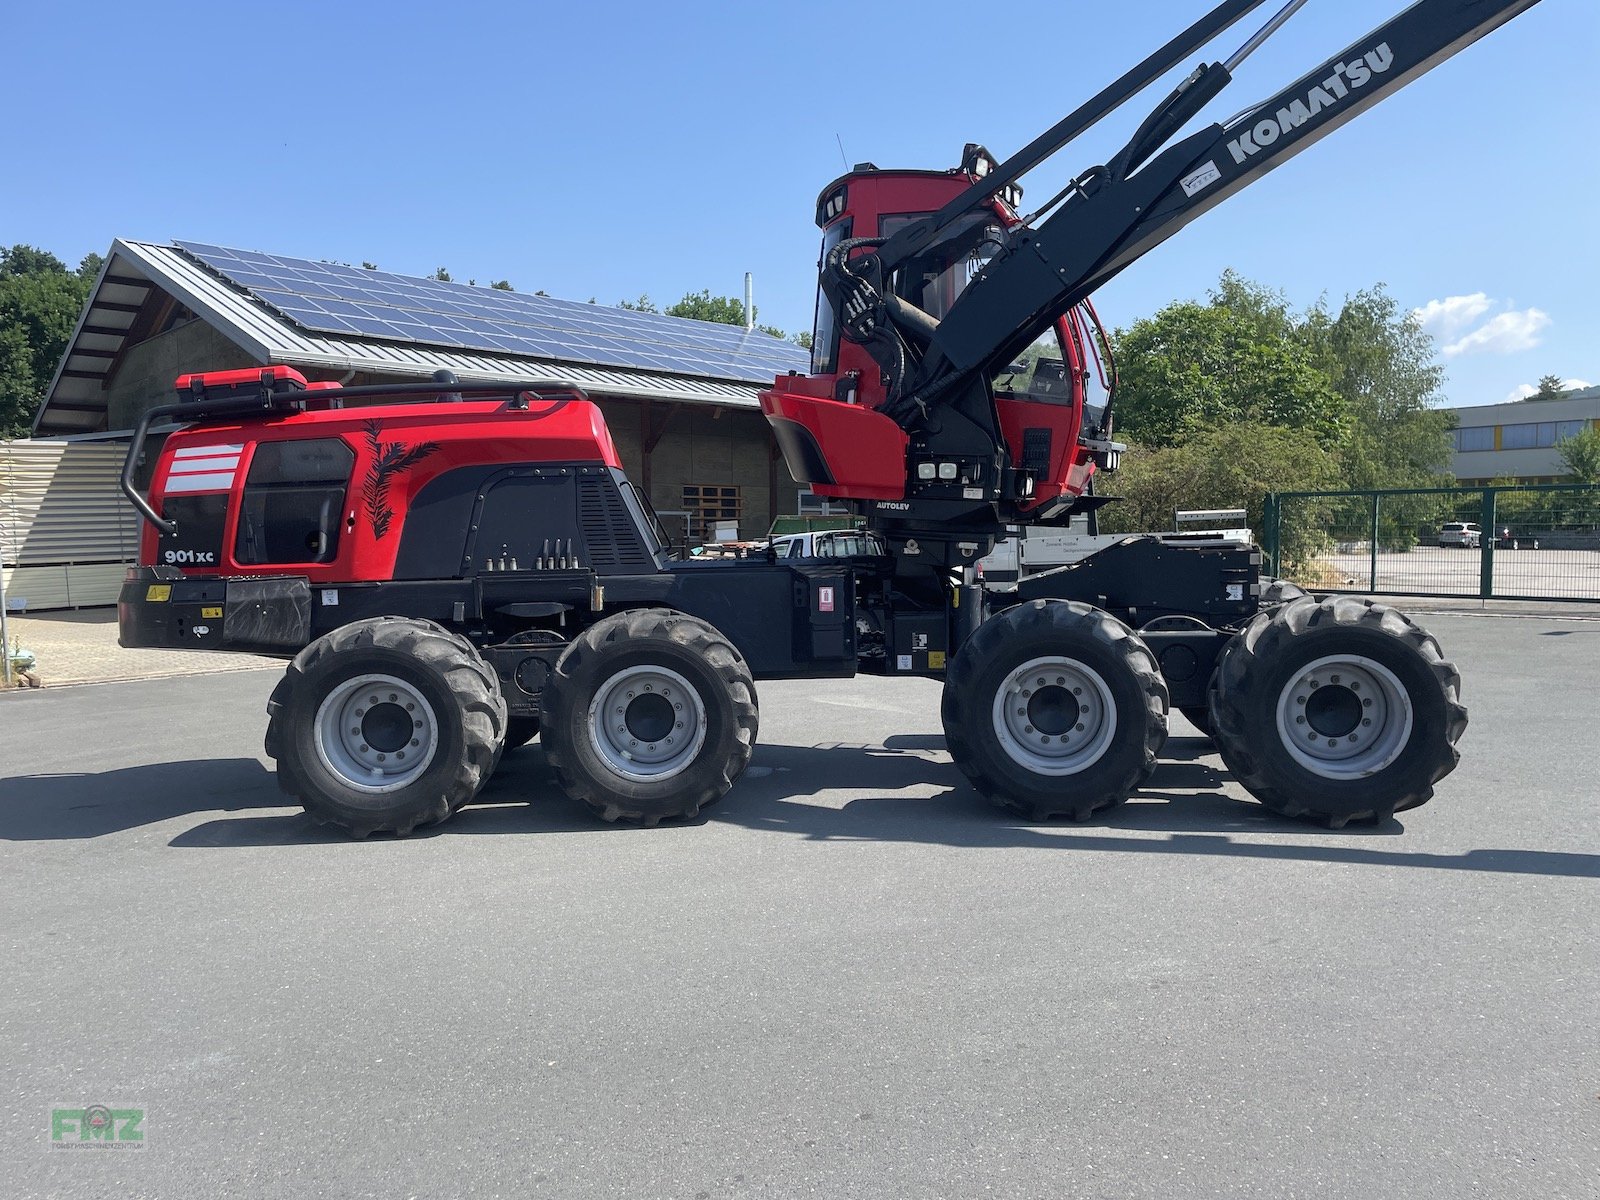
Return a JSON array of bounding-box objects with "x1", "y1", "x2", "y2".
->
[
  {"x1": 1441, "y1": 308, "x2": 1551, "y2": 358},
  {"x1": 1412, "y1": 293, "x2": 1492, "y2": 339},
  {"x1": 1564, "y1": 378, "x2": 1593, "y2": 391}
]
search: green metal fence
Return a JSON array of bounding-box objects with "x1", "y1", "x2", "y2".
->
[{"x1": 1262, "y1": 484, "x2": 1600, "y2": 602}]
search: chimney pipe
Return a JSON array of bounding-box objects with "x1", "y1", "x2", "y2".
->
[{"x1": 744, "y1": 272, "x2": 754, "y2": 332}]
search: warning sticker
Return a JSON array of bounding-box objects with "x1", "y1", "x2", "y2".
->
[
  {"x1": 201, "y1": 606, "x2": 223, "y2": 619},
  {"x1": 897, "y1": 654, "x2": 914, "y2": 672},
  {"x1": 928, "y1": 651, "x2": 946, "y2": 670},
  {"x1": 145, "y1": 585, "x2": 171, "y2": 603},
  {"x1": 818, "y1": 586, "x2": 835, "y2": 613}
]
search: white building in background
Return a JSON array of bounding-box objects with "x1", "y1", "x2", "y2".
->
[{"x1": 1447, "y1": 386, "x2": 1600, "y2": 484}]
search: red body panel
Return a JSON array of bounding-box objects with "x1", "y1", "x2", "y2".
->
[
  {"x1": 761, "y1": 386, "x2": 909, "y2": 501},
  {"x1": 142, "y1": 398, "x2": 621, "y2": 584}
]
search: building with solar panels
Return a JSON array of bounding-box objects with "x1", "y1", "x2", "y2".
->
[{"x1": 13, "y1": 240, "x2": 815, "y2": 606}]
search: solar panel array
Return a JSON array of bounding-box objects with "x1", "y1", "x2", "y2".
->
[{"x1": 175, "y1": 241, "x2": 811, "y2": 383}]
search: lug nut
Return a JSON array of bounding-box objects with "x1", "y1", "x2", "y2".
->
[{"x1": 1075, "y1": 723, "x2": 1085, "y2": 732}]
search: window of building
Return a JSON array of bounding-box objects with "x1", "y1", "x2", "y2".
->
[
  {"x1": 1456, "y1": 426, "x2": 1494, "y2": 452},
  {"x1": 1500, "y1": 423, "x2": 1538, "y2": 450},
  {"x1": 682, "y1": 484, "x2": 742, "y2": 542},
  {"x1": 1556, "y1": 420, "x2": 1587, "y2": 441}
]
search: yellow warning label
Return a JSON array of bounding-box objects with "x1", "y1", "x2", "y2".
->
[
  {"x1": 201, "y1": 606, "x2": 223, "y2": 619},
  {"x1": 145, "y1": 585, "x2": 172, "y2": 602},
  {"x1": 928, "y1": 651, "x2": 947, "y2": 670}
]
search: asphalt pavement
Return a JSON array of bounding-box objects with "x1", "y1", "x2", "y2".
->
[{"x1": 1, "y1": 612, "x2": 1596, "y2": 1199}]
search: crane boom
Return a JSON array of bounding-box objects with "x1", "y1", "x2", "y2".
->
[{"x1": 891, "y1": 0, "x2": 1542, "y2": 410}]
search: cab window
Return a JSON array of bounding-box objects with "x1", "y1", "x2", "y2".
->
[{"x1": 234, "y1": 438, "x2": 354, "y2": 565}]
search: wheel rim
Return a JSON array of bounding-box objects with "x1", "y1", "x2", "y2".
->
[
  {"x1": 1273, "y1": 654, "x2": 1413, "y2": 780},
  {"x1": 314, "y1": 673, "x2": 440, "y2": 793},
  {"x1": 990, "y1": 655, "x2": 1118, "y2": 776},
  {"x1": 587, "y1": 664, "x2": 707, "y2": 783}
]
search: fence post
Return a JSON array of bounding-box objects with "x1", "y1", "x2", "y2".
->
[
  {"x1": 1267, "y1": 489, "x2": 1280, "y2": 579},
  {"x1": 1479, "y1": 488, "x2": 1497, "y2": 600},
  {"x1": 1369, "y1": 492, "x2": 1380, "y2": 594}
]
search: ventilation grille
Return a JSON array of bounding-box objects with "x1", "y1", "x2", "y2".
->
[{"x1": 577, "y1": 474, "x2": 653, "y2": 571}]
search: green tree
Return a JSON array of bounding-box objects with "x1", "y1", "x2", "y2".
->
[
  {"x1": 0, "y1": 245, "x2": 98, "y2": 438},
  {"x1": 1557, "y1": 426, "x2": 1600, "y2": 484},
  {"x1": 430, "y1": 267, "x2": 452, "y2": 283},
  {"x1": 489, "y1": 279, "x2": 514, "y2": 292},
  {"x1": 1530, "y1": 374, "x2": 1567, "y2": 402},
  {"x1": 1112, "y1": 288, "x2": 1348, "y2": 448},
  {"x1": 1100, "y1": 421, "x2": 1340, "y2": 568},
  {"x1": 1299, "y1": 284, "x2": 1451, "y2": 490},
  {"x1": 617, "y1": 294, "x2": 658, "y2": 313},
  {"x1": 665, "y1": 289, "x2": 748, "y2": 326}
]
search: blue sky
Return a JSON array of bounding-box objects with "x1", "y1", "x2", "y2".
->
[{"x1": 2, "y1": 0, "x2": 1593, "y2": 407}]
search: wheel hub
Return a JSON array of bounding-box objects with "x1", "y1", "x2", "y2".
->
[
  {"x1": 1274, "y1": 655, "x2": 1413, "y2": 779},
  {"x1": 587, "y1": 665, "x2": 708, "y2": 783},
  {"x1": 624, "y1": 692, "x2": 676, "y2": 743},
  {"x1": 361, "y1": 703, "x2": 415, "y2": 753},
  {"x1": 1304, "y1": 685, "x2": 1363, "y2": 738},
  {"x1": 314, "y1": 674, "x2": 440, "y2": 794},
  {"x1": 991, "y1": 656, "x2": 1117, "y2": 776}
]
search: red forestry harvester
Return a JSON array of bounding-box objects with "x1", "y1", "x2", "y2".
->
[{"x1": 118, "y1": 0, "x2": 1534, "y2": 836}]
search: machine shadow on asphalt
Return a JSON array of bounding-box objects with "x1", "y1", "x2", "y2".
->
[{"x1": 2, "y1": 738, "x2": 1595, "y2": 881}]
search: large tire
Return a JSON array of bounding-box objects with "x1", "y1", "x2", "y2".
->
[
  {"x1": 1262, "y1": 577, "x2": 1308, "y2": 604},
  {"x1": 539, "y1": 609, "x2": 758, "y2": 824},
  {"x1": 1209, "y1": 596, "x2": 1466, "y2": 827},
  {"x1": 942, "y1": 600, "x2": 1168, "y2": 821},
  {"x1": 265, "y1": 617, "x2": 507, "y2": 837}
]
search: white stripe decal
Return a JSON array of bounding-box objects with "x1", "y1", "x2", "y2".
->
[
  {"x1": 164, "y1": 472, "x2": 236, "y2": 494},
  {"x1": 169, "y1": 456, "x2": 241, "y2": 473},
  {"x1": 173, "y1": 443, "x2": 244, "y2": 458}
]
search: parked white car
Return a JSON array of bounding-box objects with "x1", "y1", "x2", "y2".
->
[
  {"x1": 1437, "y1": 521, "x2": 1482, "y2": 549},
  {"x1": 767, "y1": 529, "x2": 887, "y2": 560}
]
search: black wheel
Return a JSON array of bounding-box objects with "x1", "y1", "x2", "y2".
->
[
  {"x1": 265, "y1": 617, "x2": 507, "y2": 837},
  {"x1": 942, "y1": 600, "x2": 1167, "y2": 821},
  {"x1": 1209, "y1": 597, "x2": 1466, "y2": 827},
  {"x1": 1262, "y1": 577, "x2": 1308, "y2": 604},
  {"x1": 539, "y1": 609, "x2": 758, "y2": 824},
  {"x1": 503, "y1": 716, "x2": 540, "y2": 751}
]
